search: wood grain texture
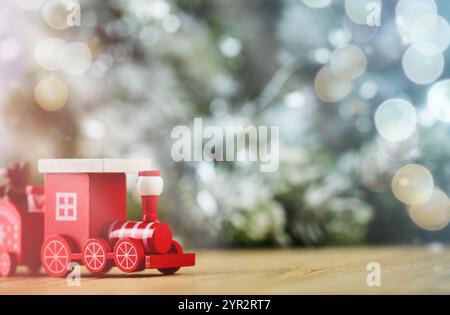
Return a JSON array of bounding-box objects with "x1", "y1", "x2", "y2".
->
[{"x1": 0, "y1": 246, "x2": 448, "y2": 294}]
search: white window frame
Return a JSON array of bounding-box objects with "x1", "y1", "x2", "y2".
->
[{"x1": 55, "y1": 192, "x2": 77, "y2": 221}]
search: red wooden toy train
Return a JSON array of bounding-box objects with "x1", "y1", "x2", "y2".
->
[{"x1": 0, "y1": 159, "x2": 195, "y2": 277}]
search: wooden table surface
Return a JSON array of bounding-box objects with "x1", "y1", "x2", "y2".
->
[{"x1": 1, "y1": 246, "x2": 449, "y2": 294}]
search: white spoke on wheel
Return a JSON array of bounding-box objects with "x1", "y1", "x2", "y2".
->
[
  {"x1": 47, "y1": 247, "x2": 55, "y2": 256},
  {"x1": 48, "y1": 259, "x2": 56, "y2": 271},
  {"x1": 49, "y1": 243, "x2": 56, "y2": 255},
  {"x1": 55, "y1": 259, "x2": 64, "y2": 270},
  {"x1": 55, "y1": 246, "x2": 64, "y2": 257}
]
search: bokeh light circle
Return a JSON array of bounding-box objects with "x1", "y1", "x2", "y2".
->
[
  {"x1": 374, "y1": 98, "x2": 417, "y2": 142},
  {"x1": 427, "y1": 79, "x2": 450, "y2": 122},
  {"x1": 391, "y1": 164, "x2": 434, "y2": 206},
  {"x1": 59, "y1": 42, "x2": 92, "y2": 75},
  {"x1": 410, "y1": 15, "x2": 450, "y2": 56},
  {"x1": 34, "y1": 75, "x2": 69, "y2": 111},
  {"x1": 14, "y1": 0, "x2": 46, "y2": 11},
  {"x1": 359, "y1": 80, "x2": 378, "y2": 100},
  {"x1": 345, "y1": 0, "x2": 382, "y2": 25},
  {"x1": 396, "y1": 0, "x2": 438, "y2": 37},
  {"x1": 330, "y1": 44, "x2": 367, "y2": 81},
  {"x1": 409, "y1": 188, "x2": 450, "y2": 231},
  {"x1": 402, "y1": 46, "x2": 443, "y2": 85},
  {"x1": 302, "y1": 0, "x2": 332, "y2": 9},
  {"x1": 34, "y1": 38, "x2": 67, "y2": 71},
  {"x1": 43, "y1": 0, "x2": 71, "y2": 30},
  {"x1": 314, "y1": 66, "x2": 352, "y2": 103}
]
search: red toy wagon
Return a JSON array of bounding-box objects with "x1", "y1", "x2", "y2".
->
[
  {"x1": 0, "y1": 162, "x2": 44, "y2": 277},
  {"x1": 0, "y1": 159, "x2": 195, "y2": 277}
]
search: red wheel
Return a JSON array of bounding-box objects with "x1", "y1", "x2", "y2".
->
[
  {"x1": 113, "y1": 238, "x2": 144, "y2": 273},
  {"x1": 82, "y1": 239, "x2": 112, "y2": 274},
  {"x1": 158, "y1": 241, "x2": 183, "y2": 275},
  {"x1": 0, "y1": 252, "x2": 17, "y2": 277},
  {"x1": 41, "y1": 235, "x2": 71, "y2": 277}
]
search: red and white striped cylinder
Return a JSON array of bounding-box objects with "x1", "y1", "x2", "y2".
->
[{"x1": 108, "y1": 220, "x2": 173, "y2": 254}]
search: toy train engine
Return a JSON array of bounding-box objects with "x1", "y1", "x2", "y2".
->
[
  {"x1": 36, "y1": 159, "x2": 195, "y2": 277},
  {"x1": 108, "y1": 171, "x2": 174, "y2": 254}
]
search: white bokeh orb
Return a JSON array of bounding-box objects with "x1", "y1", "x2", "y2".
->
[
  {"x1": 374, "y1": 98, "x2": 417, "y2": 142},
  {"x1": 359, "y1": 80, "x2": 378, "y2": 100},
  {"x1": 402, "y1": 46, "x2": 443, "y2": 85},
  {"x1": 59, "y1": 42, "x2": 92, "y2": 75},
  {"x1": 34, "y1": 38, "x2": 67, "y2": 71},
  {"x1": 396, "y1": 0, "x2": 437, "y2": 38},
  {"x1": 284, "y1": 91, "x2": 306, "y2": 109},
  {"x1": 410, "y1": 15, "x2": 450, "y2": 56},
  {"x1": 427, "y1": 79, "x2": 450, "y2": 123}
]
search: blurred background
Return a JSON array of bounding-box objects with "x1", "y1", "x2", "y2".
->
[{"x1": 2, "y1": 0, "x2": 450, "y2": 248}]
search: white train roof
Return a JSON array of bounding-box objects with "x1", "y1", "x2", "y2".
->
[{"x1": 38, "y1": 159, "x2": 152, "y2": 173}]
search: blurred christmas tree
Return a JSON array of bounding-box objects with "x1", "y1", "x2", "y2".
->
[{"x1": 1, "y1": 0, "x2": 450, "y2": 247}]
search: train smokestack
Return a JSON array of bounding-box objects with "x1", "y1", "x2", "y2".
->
[{"x1": 136, "y1": 170, "x2": 163, "y2": 222}]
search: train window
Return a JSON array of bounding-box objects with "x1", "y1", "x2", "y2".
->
[{"x1": 55, "y1": 192, "x2": 77, "y2": 221}]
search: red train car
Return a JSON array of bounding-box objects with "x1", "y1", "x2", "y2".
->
[
  {"x1": 0, "y1": 159, "x2": 195, "y2": 277},
  {"x1": 0, "y1": 163, "x2": 44, "y2": 276}
]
